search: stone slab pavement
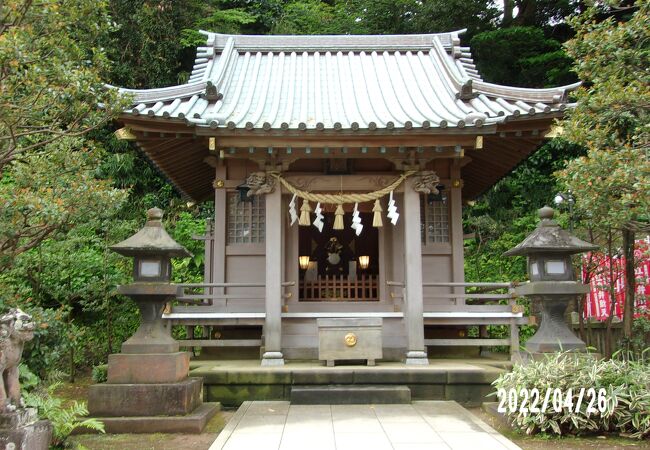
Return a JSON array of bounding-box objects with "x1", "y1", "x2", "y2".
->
[{"x1": 209, "y1": 400, "x2": 521, "y2": 450}]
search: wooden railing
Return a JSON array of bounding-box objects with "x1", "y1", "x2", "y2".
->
[
  {"x1": 171, "y1": 281, "x2": 293, "y2": 350},
  {"x1": 387, "y1": 280, "x2": 525, "y2": 361},
  {"x1": 176, "y1": 281, "x2": 294, "y2": 307},
  {"x1": 301, "y1": 275, "x2": 378, "y2": 301}
]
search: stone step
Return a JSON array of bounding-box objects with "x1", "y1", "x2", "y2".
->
[
  {"x1": 290, "y1": 385, "x2": 411, "y2": 405},
  {"x1": 84, "y1": 403, "x2": 220, "y2": 434}
]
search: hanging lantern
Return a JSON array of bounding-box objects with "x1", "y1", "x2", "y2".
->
[
  {"x1": 333, "y1": 204, "x2": 344, "y2": 230},
  {"x1": 299, "y1": 255, "x2": 311, "y2": 270},
  {"x1": 358, "y1": 255, "x2": 370, "y2": 270},
  {"x1": 236, "y1": 183, "x2": 252, "y2": 203},
  {"x1": 372, "y1": 199, "x2": 383, "y2": 227},
  {"x1": 299, "y1": 199, "x2": 312, "y2": 226}
]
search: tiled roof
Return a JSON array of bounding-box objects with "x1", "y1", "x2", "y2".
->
[{"x1": 115, "y1": 30, "x2": 579, "y2": 131}]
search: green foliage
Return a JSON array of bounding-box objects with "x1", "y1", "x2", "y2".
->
[
  {"x1": 106, "y1": 0, "x2": 203, "y2": 88},
  {"x1": 181, "y1": 7, "x2": 257, "y2": 48},
  {"x1": 24, "y1": 382, "x2": 105, "y2": 446},
  {"x1": 0, "y1": 0, "x2": 127, "y2": 169},
  {"x1": 267, "y1": 0, "x2": 498, "y2": 37},
  {"x1": 92, "y1": 365, "x2": 108, "y2": 384},
  {"x1": 470, "y1": 26, "x2": 576, "y2": 87},
  {"x1": 621, "y1": 317, "x2": 650, "y2": 359},
  {"x1": 272, "y1": 0, "x2": 337, "y2": 34},
  {"x1": 492, "y1": 351, "x2": 650, "y2": 439},
  {"x1": 167, "y1": 211, "x2": 209, "y2": 283},
  {"x1": 0, "y1": 137, "x2": 128, "y2": 271},
  {"x1": 464, "y1": 140, "x2": 585, "y2": 283},
  {"x1": 556, "y1": 0, "x2": 649, "y2": 232},
  {"x1": 19, "y1": 363, "x2": 40, "y2": 392}
]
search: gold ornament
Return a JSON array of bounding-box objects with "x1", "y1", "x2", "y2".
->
[
  {"x1": 372, "y1": 199, "x2": 383, "y2": 227},
  {"x1": 344, "y1": 333, "x2": 357, "y2": 347}
]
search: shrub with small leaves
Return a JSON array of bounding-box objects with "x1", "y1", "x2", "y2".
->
[
  {"x1": 91, "y1": 364, "x2": 108, "y2": 384},
  {"x1": 492, "y1": 351, "x2": 650, "y2": 439}
]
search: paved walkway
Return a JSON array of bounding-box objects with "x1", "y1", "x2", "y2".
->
[{"x1": 209, "y1": 401, "x2": 520, "y2": 450}]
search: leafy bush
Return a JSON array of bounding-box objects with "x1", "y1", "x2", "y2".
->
[
  {"x1": 23, "y1": 381, "x2": 104, "y2": 447},
  {"x1": 91, "y1": 364, "x2": 108, "y2": 384},
  {"x1": 492, "y1": 351, "x2": 650, "y2": 439}
]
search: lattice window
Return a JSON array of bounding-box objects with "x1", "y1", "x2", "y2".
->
[
  {"x1": 420, "y1": 197, "x2": 450, "y2": 244},
  {"x1": 227, "y1": 193, "x2": 265, "y2": 244}
]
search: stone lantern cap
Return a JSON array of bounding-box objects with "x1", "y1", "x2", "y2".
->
[
  {"x1": 504, "y1": 206, "x2": 598, "y2": 257},
  {"x1": 110, "y1": 208, "x2": 192, "y2": 258}
]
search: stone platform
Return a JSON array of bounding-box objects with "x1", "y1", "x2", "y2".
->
[
  {"x1": 191, "y1": 358, "x2": 510, "y2": 407},
  {"x1": 209, "y1": 401, "x2": 521, "y2": 450},
  {"x1": 91, "y1": 403, "x2": 220, "y2": 434}
]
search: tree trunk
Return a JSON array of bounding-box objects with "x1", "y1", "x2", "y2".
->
[
  {"x1": 603, "y1": 229, "x2": 617, "y2": 358},
  {"x1": 502, "y1": 0, "x2": 514, "y2": 26},
  {"x1": 622, "y1": 228, "x2": 635, "y2": 339},
  {"x1": 578, "y1": 228, "x2": 596, "y2": 342},
  {"x1": 513, "y1": 0, "x2": 537, "y2": 26}
]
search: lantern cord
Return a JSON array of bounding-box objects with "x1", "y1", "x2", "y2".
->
[{"x1": 269, "y1": 170, "x2": 416, "y2": 204}]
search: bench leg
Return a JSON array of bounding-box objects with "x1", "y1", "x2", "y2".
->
[
  {"x1": 367, "y1": 359, "x2": 375, "y2": 367},
  {"x1": 326, "y1": 360, "x2": 335, "y2": 367}
]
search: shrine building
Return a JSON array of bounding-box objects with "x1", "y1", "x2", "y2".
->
[{"x1": 113, "y1": 30, "x2": 577, "y2": 366}]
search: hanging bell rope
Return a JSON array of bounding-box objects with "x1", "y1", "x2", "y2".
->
[
  {"x1": 299, "y1": 199, "x2": 312, "y2": 226},
  {"x1": 333, "y1": 204, "x2": 344, "y2": 230},
  {"x1": 372, "y1": 199, "x2": 383, "y2": 227},
  {"x1": 270, "y1": 171, "x2": 416, "y2": 204}
]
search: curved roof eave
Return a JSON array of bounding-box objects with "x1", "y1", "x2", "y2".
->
[{"x1": 112, "y1": 31, "x2": 575, "y2": 132}]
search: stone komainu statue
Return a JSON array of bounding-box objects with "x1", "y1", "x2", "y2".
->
[{"x1": 0, "y1": 309, "x2": 34, "y2": 412}]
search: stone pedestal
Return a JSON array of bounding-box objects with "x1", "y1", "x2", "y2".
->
[
  {"x1": 107, "y1": 352, "x2": 189, "y2": 384},
  {"x1": 86, "y1": 285, "x2": 219, "y2": 434},
  {"x1": 525, "y1": 297, "x2": 587, "y2": 353},
  {"x1": 515, "y1": 281, "x2": 589, "y2": 356},
  {"x1": 0, "y1": 408, "x2": 51, "y2": 450}
]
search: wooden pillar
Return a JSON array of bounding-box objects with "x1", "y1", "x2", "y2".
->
[
  {"x1": 403, "y1": 178, "x2": 428, "y2": 365},
  {"x1": 450, "y1": 164, "x2": 465, "y2": 299},
  {"x1": 378, "y1": 227, "x2": 387, "y2": 303},
  {"x1": 213, "y1": 166, "x2": 227, "y2": 298},
  {"x1": 261, "y1": 187, "x2": 284, "y2": 366}
]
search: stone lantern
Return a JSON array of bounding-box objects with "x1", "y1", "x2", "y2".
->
[
  {"x1": 109, "y1": 207, "x2": 190, "y2": 354},
  {"x1": 88, "y1": 208, "x2": 218, "y2": 433},
  {"x1": 504, "y1": 206, "x2": 597, "y2": 356}
]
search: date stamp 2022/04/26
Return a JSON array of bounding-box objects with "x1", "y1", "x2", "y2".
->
[{"x1": 496, "y1": 388, "x2": 610, "y2": 414}]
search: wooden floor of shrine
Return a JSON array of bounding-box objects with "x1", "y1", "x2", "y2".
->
[{"x1": 189, "y1": 357, "x2": 511, "y2": 407}]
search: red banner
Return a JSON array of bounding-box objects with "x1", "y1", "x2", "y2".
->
[{"x1": 582, "y1": 238, "x2": 650, "y2": 320}]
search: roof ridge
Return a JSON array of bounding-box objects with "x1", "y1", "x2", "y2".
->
[{"x1": 196, "y1": 30, "x2": 466, "y2": 52}]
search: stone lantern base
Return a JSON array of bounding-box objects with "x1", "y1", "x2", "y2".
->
[
  {"x1": 0, "y1": 408, "x2": 52, "y2": 449},
  {"x1": 88, "y1": 352, "x2": 219, "y2": 434},
  {"x1": 87, "y1": 381, "x2": 219, "y2": 433},
  {"x1": 87, "y1": 285, "x2": 219, "y2": 433}
]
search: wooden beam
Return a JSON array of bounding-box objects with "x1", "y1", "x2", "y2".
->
[
  {"x1": 203, "y1": 135, "x2": 479, "y2": 149},
  {"x1": 178, "y1": 339, "x2": 262, "y2": 347},
  {"x1": 424, "y1": 338, "x2": 511, "y2": 346}
]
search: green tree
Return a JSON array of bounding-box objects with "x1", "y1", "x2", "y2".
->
[
  {"x1": 556, "y1": 0, "x2": 649, "y2": 339},
  {"x1": 470, "y1": 27, "x2": 576, "y2": 87},
  {"x1": 0, "y1": 0, "x2": 129, "y2": 268},
  {"x1": 0, "y1": 0, "x2": 126, "y2": 167}
]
